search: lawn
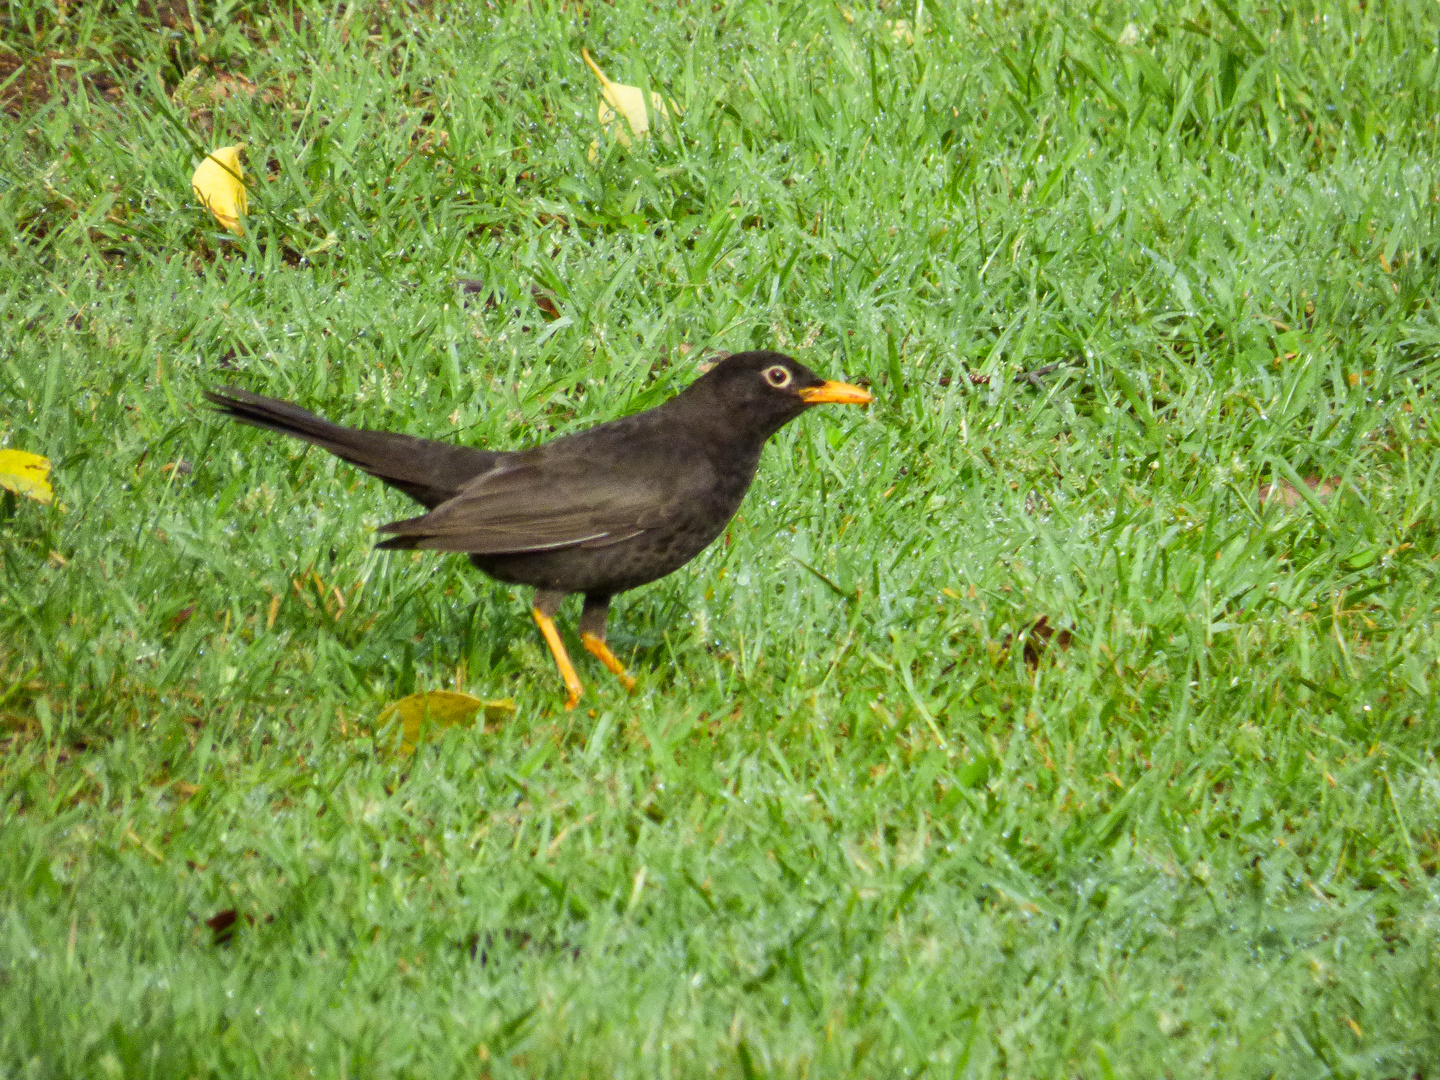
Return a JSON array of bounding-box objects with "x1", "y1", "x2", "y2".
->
[{"x1": 3, "y1": 0, "x2": 1439, "y2": 1075}]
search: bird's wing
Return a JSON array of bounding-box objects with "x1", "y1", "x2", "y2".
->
[{"x1": 375, "y1": 435, "x2": 715, "y2": 554}]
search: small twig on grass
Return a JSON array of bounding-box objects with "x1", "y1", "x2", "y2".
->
[{"x1": 1013, "y1": 360, "x2": 1073, "y2": 388}]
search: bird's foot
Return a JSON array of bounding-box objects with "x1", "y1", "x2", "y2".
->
[
  {"x1": 533, "y1": 606, "x2": 585, "y2": 710},
  {"x1": 581, "y1": 632, "x2": 637, "y2": 693}
]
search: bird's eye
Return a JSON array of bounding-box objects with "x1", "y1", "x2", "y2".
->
[{"x1": 763, "y1": 365, "x2": 793, "y2": 388}]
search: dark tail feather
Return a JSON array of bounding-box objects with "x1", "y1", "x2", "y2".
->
[
  {"x1": 204, "y1": 387, "x2": 497, "y2": 510},
  {"x1": 373, "y1": 529, "x2": 423, "y2": 551}
]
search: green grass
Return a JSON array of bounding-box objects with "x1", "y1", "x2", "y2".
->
[{"x1": 3, "y1": 0, "x2": 1440, "y2": 1074}]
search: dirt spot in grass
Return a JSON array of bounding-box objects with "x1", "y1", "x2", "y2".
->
[
  {"x1": 0, "y1": 51, "x2": 127, "y2": 116},
  {"x1": 4, "y1": 0, "x2": 444, "y2": 116},
  {"x1": 171, "y1": 66, "x2": 291, "y2": 132},
  {"x1": 136, "y1": 0, "x2": 200, "y2": 32}
]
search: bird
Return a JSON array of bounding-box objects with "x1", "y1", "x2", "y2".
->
[{"x1": 204, "y1": 351, "x2": 873, "y2": 708}]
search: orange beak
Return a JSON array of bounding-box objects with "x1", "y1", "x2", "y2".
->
[{"x1": 798, "y1": 380, "x2": 874, "y2": 406}]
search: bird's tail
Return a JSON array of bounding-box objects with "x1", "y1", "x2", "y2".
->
[{"x1": 204, "y1": 387, "x2": 496, "y2": 509}]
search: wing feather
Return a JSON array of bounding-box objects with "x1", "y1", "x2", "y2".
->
[{"x1": 376, "y1": 434, "x2": 712, "y2": 554}]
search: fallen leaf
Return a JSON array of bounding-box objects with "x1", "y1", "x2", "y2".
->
[
  {"x1": 0, "y1": 449, "x2": 53, "y2": 505},
  {"x1": 376, "y1": 690, "x2": 516, "y2": 753},
  {"x1": 206, "y1": 908, "x2": 240, "y2": 945},
  {"x1": 204, "y1": 907, "x2": 271, "y2": 945},
  {"x1": 999, "y1": 616, "x2": 1074, "y2": 667},
  {"x1": 191, "y1": 144, "x2": 247, "y2": 235},
  {"x1": 531, "y1": 288, "x2": 562, "y2": 320},
  {"x1": 1259, "y1": 476, "x2": 1339, "y2": 509},
  {"x1": 457, "y1": 280, "x2": 561, "y2": 320},
  {"x1": 1024, "y1": 616, "x2": 1073, "y2": 666},
  {"x1": 581, "y1": 48, "x2": 673, "y2": 159}
]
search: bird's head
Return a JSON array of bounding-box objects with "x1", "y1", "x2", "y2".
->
[{"x1": 682, "y1": 351, "x2": 873, "y2": 442}]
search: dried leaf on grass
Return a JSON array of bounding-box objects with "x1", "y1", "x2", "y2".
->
[
  {"x1": 998, "y1": 616, "x2": 1074, "y2": 668},
  {"x1": 0, "y1": 449, "x2": 53, "y2": 505},
  {"x1": 531, "y1": 289, "x2": 562, "y2": 320},
  {"x1": 191, "y1": 144, "x2": 247, "y2": 235},
  {"x1": 1259, "y1": 476, "x2": 1340, "y2": 509},
  {"x1": 205, "y1": 907, "x2": 273, "y2": 946},
  {"x1": 206, "y1": 908, "x2": 240, "y2": 946},
  {"x1": 581, "y1": 48, "x2": 675, "y2": 159},
  {"x1": 1023, "y1": 616, "x2": 1074, "y2": 666},
  {"x1": 458, "y1": 279, "x2": 562, "y2": 320},
  {"x1": 376, "y1": 690, "x2": 516, "y2": 753}
]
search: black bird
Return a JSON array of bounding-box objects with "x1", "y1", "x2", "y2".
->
[{"x1": 205, "y1": 351, "x2": 873, "y2": 707}]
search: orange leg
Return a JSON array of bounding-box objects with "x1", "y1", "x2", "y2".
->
[
  {"x1": 581, "y1": 633, "x2": 637, "y2": 692},
  {"x1": 533, "y1": 606, "x2": 583, "y2": 709}
]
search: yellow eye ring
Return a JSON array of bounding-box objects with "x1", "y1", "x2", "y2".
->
[{"x1": 764, "y1": 365, "x2": 792, "y2": 388}]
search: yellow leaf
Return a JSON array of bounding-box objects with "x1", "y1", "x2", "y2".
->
[
  {"x1": 887, "y1": 19, "x2": 914, "y2": 44},
  {"x1": 581, "y1": 49, "x2": 672, "y2": 158},
  {"x1": 376, "y1": 690, "x2": 516, "y2": 753},
  {"x1": 191, "y1": 144, "x2": 248, "y2": 235},
  {"x1": 0, "y1": 449, "x2": 53, "y2": 505}
]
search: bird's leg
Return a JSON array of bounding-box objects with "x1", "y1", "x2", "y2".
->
[
  {"x1": 532, "y1": 589, "x2": 583, "y2": 710},
  {"x1": 578, "y1": 595, "x2": 636, "y2": 693}
]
